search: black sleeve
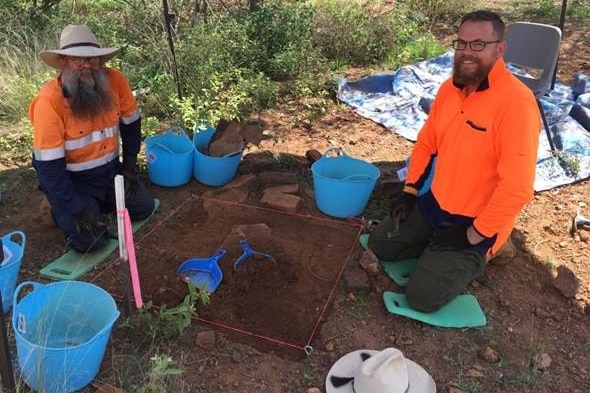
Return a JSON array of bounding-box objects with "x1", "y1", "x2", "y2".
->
[{"x1": 119, "y1": 116, "x2": 141, "y2": 170}]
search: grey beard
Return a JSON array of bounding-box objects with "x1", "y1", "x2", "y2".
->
[{"x1": 62, "y1": 68, "x2": 114, "y2": 119}]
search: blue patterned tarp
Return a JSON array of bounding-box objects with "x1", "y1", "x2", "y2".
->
[{"x1": 338, "y1": 51, "x2": 590, "y2": 192}]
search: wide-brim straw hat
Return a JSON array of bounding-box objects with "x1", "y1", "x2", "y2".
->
[
  {"x1": 326, "y1": 348, "x2": 436, "y2": 393},
  {"x1": 40, "y1": 24, "x2": 119, "y2": 69}
]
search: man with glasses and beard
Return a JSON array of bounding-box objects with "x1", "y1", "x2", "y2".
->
[
  {"x1": 367, "y1": 10, "x2": 541, "y2": 312},
  {"x1": 30, "y1": 25, "x2": 154, "y2": 253}
]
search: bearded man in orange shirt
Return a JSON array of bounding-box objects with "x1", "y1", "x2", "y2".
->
[
  {"x1": 30, "y1": 25, "x2": 154, "y2": 253},
  {"x1": 369, "y1": 10, "x2": 541, "y2": 312}
]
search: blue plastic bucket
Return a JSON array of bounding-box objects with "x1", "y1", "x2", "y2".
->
[
  {"x1": 145, "y1": 126, "x2": 194, "y2": 187},
  {"x1": 0, "y1": 231, "x2": 25, "y2": 314},
  {"x1": 12, "y1": 281, "x2": 120, "y2": 393},
  {"x1": 193, "y1": 126, "x2": 244, "y2": 186},
  {"x1": 311, "y1": 147, "x2": 380, "y2": 218}
]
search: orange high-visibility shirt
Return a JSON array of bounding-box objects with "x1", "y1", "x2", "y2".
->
[
  {"x1": 30, "y1": 68, "x2": 140, "y2": 172},
  {"x1": 407, "y1": 58, "x2": 541, "y2": 253}
]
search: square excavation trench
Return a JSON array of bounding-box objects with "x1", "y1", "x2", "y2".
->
[{"x1": 102, "y1": 196, "x2": 361, "y2": 353}]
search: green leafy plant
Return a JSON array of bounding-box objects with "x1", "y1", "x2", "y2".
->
[
  {"x1": 123, "y1": 282, "x2": 208, "y2": 341},
  {"x1": 136, "y1": 354, "x2": 183, "y2": 393}
]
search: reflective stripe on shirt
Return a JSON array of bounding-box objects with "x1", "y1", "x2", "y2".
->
[
  {"x1": 66, "y1": 149, "x2": 119, "y2": 171},
  {"x1": 121, "y1": 109, "x2": 140, "y2": 125},
  {"x1": 33, "y1": 145, "x2": 65, "y2": 161},
  {"x1": 64, "y1": 125, "x2": 119, "y2": 150}
]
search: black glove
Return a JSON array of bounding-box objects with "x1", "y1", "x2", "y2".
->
[
  {"x1": 431, "y1": 224, "x2": 470, "y2": 251},
  {"x1": 390, "y1": 191, "x2": 417, "y2": 222},
  {"x1": 73, "y1": 207, "x2": 105, "y2": 239},
  {"x1": 120, "y1": 166, "x2": 140, "y2": 199}
]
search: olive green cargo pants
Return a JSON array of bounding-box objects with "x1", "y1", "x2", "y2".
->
[{"x1": 368, "y1": 206, "x2": 485, "y2": 312}]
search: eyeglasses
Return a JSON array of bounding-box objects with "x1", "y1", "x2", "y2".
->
[
  {"x1": 452, "y1": 39, "x2": 501, "y2": 52},
  {"x1": 64, "y1": 56, "x2": 100, "y2": 66}
]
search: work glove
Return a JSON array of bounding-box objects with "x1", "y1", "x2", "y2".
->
[
  {"x1": 431, "y1": 224, "x2": 470, "y2": 251},
  {"x1": 73, "y1": 207, "x2": 105, "y2": 240},
  {"x1": 389, "y1": 191, "x2": 417, "y2": 222},
  {"x1": 120, "y1": 166, "x2": 140, "y2": 199}
]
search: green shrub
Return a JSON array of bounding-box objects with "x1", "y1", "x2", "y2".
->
[{"x1": 312, "y1": 0, "x2": 397, "y2": 66}]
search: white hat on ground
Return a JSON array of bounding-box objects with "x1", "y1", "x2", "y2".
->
[{"x1": 326, "y1": 347, "x2": 436, "y2": 393}]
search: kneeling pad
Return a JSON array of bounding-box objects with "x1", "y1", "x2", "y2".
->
[
  {"x1": 383, "y1": 291, "x2": 486, "y2": 328},
  {"x1": 358, "y1": 233, "x2": 417, "y2": 287},
  {"x1": 40, "y1": 199, "x2": 160, "y2": 280}
]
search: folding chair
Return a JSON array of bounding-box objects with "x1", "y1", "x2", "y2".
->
[{"x1": 504, "y1": 21, "x2": 562, "y2": 152}]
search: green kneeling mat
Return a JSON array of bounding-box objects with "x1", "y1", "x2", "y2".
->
[
  {"x1": 40, "y1": 199, "x2": 160, "y2": 281},
  {"x1": 358, "y1": 234, "x2": 417, "y2": 287},
  {"x1": 383, "y1": 291, "x2": 486, "y2": 328}
]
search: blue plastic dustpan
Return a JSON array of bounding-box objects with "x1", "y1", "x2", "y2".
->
[{"x1": 177, "y1": 249, "x2": 226, "y2": 293}]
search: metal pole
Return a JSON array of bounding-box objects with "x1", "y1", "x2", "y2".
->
[
  {"x1": 163, "y1": 0, "x2": 183, "y2": 99},
  {"x1": 551, "y1": 0, "x2": 568, "y2": 89},
  {"x1": 0, "y1": 294, "x2": 16, "y2": 393}
]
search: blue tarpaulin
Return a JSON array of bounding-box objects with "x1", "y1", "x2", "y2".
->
[{"x1": 337, "y1": 51, "x2": 590, "y2": 192}]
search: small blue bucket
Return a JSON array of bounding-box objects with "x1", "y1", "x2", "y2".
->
[
  {"x1": 12, "y1": 281, "x2": 120, "y2": 393},
  {"x1": 193, "y1": 126, "x2": 244, "y2": 186},
  {"x1": 145, "y1": 126, "x2": 194, "y2": 187},
  {"x1": 0, "y1": 231, "x2": 25, "y2": 314},
  {"x1": 312, "y1": 147, "x2": 380, "y2": 218}
]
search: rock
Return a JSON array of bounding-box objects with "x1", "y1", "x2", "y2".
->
[
  {"x1": 552, "y1": 265, "x2": 580, "y2": 298},
  {"x1": 223, "y1": 174, "x2": 257, "y2": 190},
  {"x1": 264, "y1": 183, "x2": 300, "y2": 195},
  {"x1": 347, "y1": 292, "x2": 357, "y2": 302},
  {"x1": 195, "y1": 330, "x2": 216, "y2": 350},
  {"x1": 307, "y1": 388, "x2": 322, "y2": 393},
  {"x1": 532, "y1": 353, "x2": 552, "y2": 371},
  {"x1": 358, "y1": 250, "x2": 380, "y2": 276},
  {"x1": 465, "y1": 367, "x2": 485, "y2": 378},
  {"x1": 343, "y1": 268, "x2": 370, "y2": 290},
  {"x1": 305, "y1": 149, "x2": 323, "y2": 162},
  {"x1": 260, "y1": 190, "x2": 303, "y2": 213},
  {"x1": 479, "y1": 345, "x2": 499, "y2": 363},
  {"x1": 325, "y1": 341, "x2": 335, "y2": 352},
  {"x1": 208, "y1": 120, "x2": 245, "y2": 156},
  {"x1": 259, "y1": 171, "x2": 298, "y2": 184}
]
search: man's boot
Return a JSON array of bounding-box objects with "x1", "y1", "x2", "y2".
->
[{"x1": 487, "y1": 237, "x2": 517, "y2": 265}]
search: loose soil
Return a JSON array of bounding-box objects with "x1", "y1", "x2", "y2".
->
[{"x1": 1, "y1": 10, "x2": 590, "y2": 393}]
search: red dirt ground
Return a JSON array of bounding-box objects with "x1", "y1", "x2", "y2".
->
[{"x1": 1, "y1": 11, "x2": 589, "y2": 393}]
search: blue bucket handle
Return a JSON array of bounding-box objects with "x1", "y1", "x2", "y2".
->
[
  {"x1": 165, "y1": 126, "x2": 195, "y2": 150},
  {"x1": 12, "y1": 281, "x2": 45, "y2": 332},
  {"x1": 1, "y1": 231, "x2": 26, "y2": 251},
  {"x1": 149, "y1": 142, "x2": 175, "y2": 153},
  {"x1": 220, "y1": 150, "x2": 243, "y2": 159},
  {"x1": 166, "y1": 125, "x2": 190, "y2": 139},
  {"x1": 321, "y1": 147, "x2": 349, "y2": 159}
]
